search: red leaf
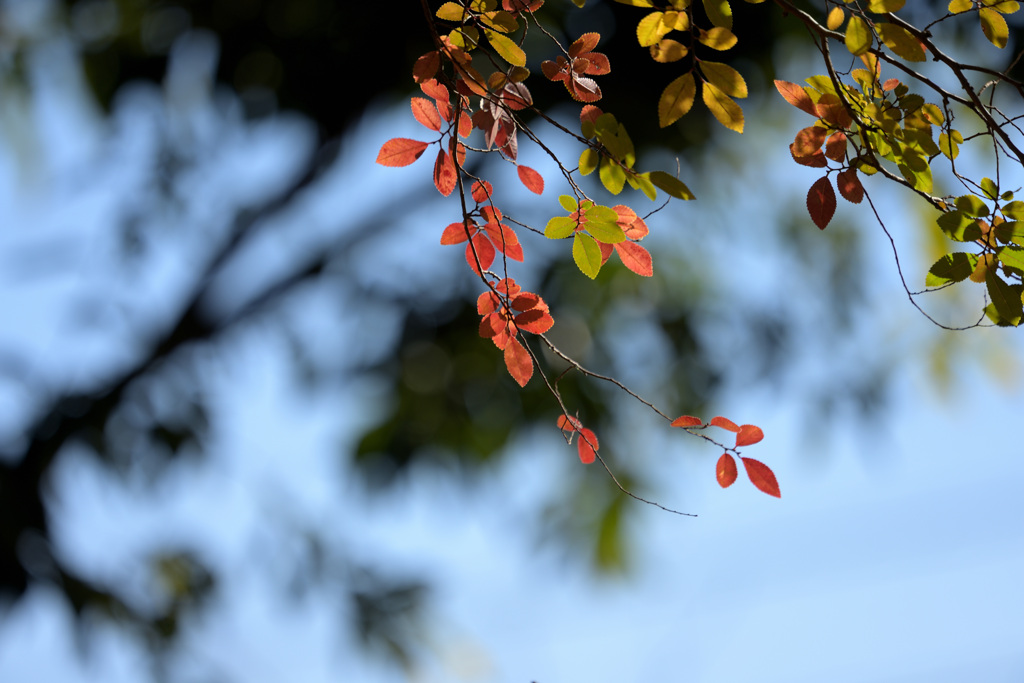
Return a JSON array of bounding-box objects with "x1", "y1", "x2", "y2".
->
[
  {"x1": 471, "y1": 180, "x2": 493, "y2": 202},
  {"x1": 440, "y1": 221, "x2": 473, "y2": 245},
  {"x1": 466, "y1": 233, "x2": 496, "y2": 274},
  {"x1": 420, "y1": 78, "x2": 450, "y2": 104},
  {"x1": 504, "y1": 337, "x2": 533, "y2": 387},
  {"x1": 413, "y1": 51, "x2": 440, "y2": 84},
  {"x1": 613, "y1": 205, "x2": 648, "y2": 239},
  {"x1": 557, "y1": 414, "x2": 582, "y2": 431},
  {"x1": 741, "y1": 457, "x2": 781, "y2": 498},
  {"x1": 614, "y1": 241, "x2": 653, "y2": 277},
  {"x1": 671, "y1": 415, "x2": 702, "y2": 427},
  {"x1": 837, "y1": 168, "x2": 864, "y2": 204},
  {"x1": 433, "y1": 149, "x2": 457, "y2": 197},
  {"x1": 577, "y1": 427, "x2": 599, "y2": 464},
  {"x1": 458, "y1": 109, "x2": 473, "y2": 137},
  {"x1": 569, "y1": 33, "x2": 601, "y2": 57},
  {"x1": 517, "y1": 165, "x2": 544, "y2": 194},
  {"x1": 411, "y1": 97, "x2": 442, "y2": 131},
  {"x1": 790, "y1": 145, "x2": 827, "y2": 168},
  {"x1": 824, "y1": 131, "x2": 847, "y2": 162},
  {"x1": 792, "y1": 126, "x2": 827, "y2": 157},
  {"x1": 807, "y1": 176, "x2": 836, "y2": 230},
  {"x1": 709, "y1": 416, "x2": 740, "y2": 432},
  {"x1": 735, "y1": 424, "x2": 764, "y2": 447},
  {"x1": 598, "y1": 241, "x2": 614, "y2": 265},
  {"x1": 716, "y1": 454, "x2": 738, "y2": 488},
  {"x1": 774, "y1": 80, "x2": 817, "y2": 117},
  {"x1": 376, "y1": 138, "x2": 429, "y2": 167},
  {"x1": 580, "y1": 105, "x2": 603, "y2": 125}
]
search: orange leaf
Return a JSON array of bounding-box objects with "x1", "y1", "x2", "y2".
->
[
  {"x1": 577, "y1": 427, "x2": 599, "y2": 464},
  {"x1": 580, "y1": 104, "x2": 603, "y2": 125},
  {"x1": 790, "y1": 145, "x2": 827, "y2": 168},
  {"x1": 504, "y1": 337, "x2": 533, "y2": 387},
  {"x1": 569, "y1": 33, "x2": 601, "y2": 58},
  {"x1": 471, "y1": 180, "x2": 493, "y2": 202},
  {"x1": 465, "y1": 233, "x2": 495, "y2": 274},
  {"x1": 793, "y1": 126, "x2": 828, "y2": 157},
  {"x1": 376, "y1": 138, "x2": 430, "y2": 167},
  {"x1": 716, "y1": 453, "x2": 738, "y2": 488},
  {"x1": 824, "y1": 131, "x2": 847, "y2": 162},
  {"x1": 807, "y1": 176, "x2": 836, "y2": 230},
  {"x1": 741, "y1": 457, "x2": 781, "y2": 497},
  {"x1": 671, "y1": 415, "x2": 702, "y2": 427},
  {"x1": 709, "y1": 416, "x2": 740, "y2": 432},
  {"x1": 517, "y1": 165, "x2": 544, "y2": 194},
  {"x1": 774, "y1": 80, "x2": 817, "y2": 117},
  {"x1": 836, "y1": 168, "x2": 864, "y2": 204},
  {"x1": 413, "y1": 51, "x2": 440, "y2": 83},
  {"x1": 441, "y1": 221, "x2": 473, "y2": 245},
  {"x1": 614, "y1": 241, "x2": 653, "y2": 277},
  {"x1": 420, "y1": 78, "x2": 450, "y2": 104},
  {"x1": 411, "y1": 97, "x2": 442, "y2": 131},
  {"x1": 433, "y1": 149, "x2": 457, "y2": 197},
  {"x1": 735, "y1": 424, "x2": 764, "y2": 447},
  {"x1": 557, "y1": 414, "x2": 582, "y2": 431}
]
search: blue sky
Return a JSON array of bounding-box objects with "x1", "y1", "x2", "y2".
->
[{"x1": 1, "y1": 4, "x2": 1024, "y2": 682}]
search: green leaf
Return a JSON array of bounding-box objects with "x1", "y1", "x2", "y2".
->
[
  {"x1": 649, "y1": 171, "x2": 695, "y2": 199},
  {"x1": 926, "y1": 252, "x2": 978, "y2": 287},
  {"x1": 599, "y1": 157, "x2": 627, "y2": 194},
  {"x1": 986, "y1": 270, "x2": 1023, "y2": 325},
  {"x1": 573, "y1": 232, "x2": 603, "y2": 278},
  {"x1": 1003, "y1": 201, "x2": 1024, "y2": 220},
  {"x1": 981, "y1": 177, "x2": 999, "y2": 200},
  {"x1": 867, "y1": 0, "x2": 905, "y2": 11},
  {"x1": 627, "y1": 171, "x2": 658, "y2": 200},
  {"x1": 876, "y1": 23, "x2": 926, "y2": 61},
  {"x1": 980, "y1": 8, "x2": 1009, "y2": 49},
  {"x1": 955, "y1": 195, "x2": 990, "y2": 217},
  {"x1": 701, "y1": 61, "x2": 747, "y2": 98},
  {"x1": 998, "y1": 245, "x2": 1024, "y2": 271},
  {"x1": 546, "y1": 215, "x2": 577, "y2": 239},
  {"x1": 484, "y1": 29, "x2": 526, "y2": 66},
  {"x1": 702, "y1": 0, "x2": 733, "y2": 29},
  {"x1": 586, "y1": 220, "x2": 627, "y2": 243},
  {"x1": 579, "y1": 148, "x2": 599, "y2": 176},
  {"x1": 937, "y1": 210, "x2": 982, "y2": 241},
  {"x1": 939, "y1": 130, "x2": 962, "y2": 159},
  {"x1": 559, "y1": 194, "x2": 579, "y2": 212},
  {"x1": 658, "y1": 73, "x2": 696, "y2": 127},
  {"x1": 994, "y1": 221, "x2": 1024, "y2": 245},
  {"x1": 845, "y1": 15, "x2": 872, "y2": 56}
]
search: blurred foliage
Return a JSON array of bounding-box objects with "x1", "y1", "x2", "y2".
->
[{"x1": 0, "y1": 0, "x2": 1021, "y2": 680}]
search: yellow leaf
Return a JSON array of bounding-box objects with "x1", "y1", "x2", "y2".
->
[
  {"x1": 436, "y1": 2, "x2": 468, "y2": 21},
  {"x1": 980, "y1": 8, "x2": 1009, "y2": 48},
  {"x1": 636, "y1": 12, "x2": 670, "y2": 47},
  {"x1": 614, "y1": 0, "x2": 655, "y2": 5},
  {"x1": 579, "y1": 148, "x2": 599, "y2": 176},
  {"x1": 826, "y1": 6, "x2": 845, "y2": 30},
  {"x1": 662, "y1": 11, "x2": 689, "y2": 30},
  {"x1": 866, "y1": 0, "x2": 905, "y2": 11},
  {"x1": 701, "y1": 61, "x2": 747, "y2": 98},
  {"x1": 845, "y1": 15, "x2": 872, "y2": 55},
  {"x1": 480, "y1": 10, "x2": 519, "y2": 33},
  {"x1": 650, "y1": 39, "x2": 689, "y2": 62},
  {"x1": 484, "y1": 29, "x2": 526, "y2": 66},
  {"x1": 876, "y1": 22, "x2": 926, "y2": 61},
  {"x1": 658, "y1": 73, "x2": 696, "y2": 127},
  {"x1": 703, "y1": 82, "x2": 744, "y2": 133},
  {"x1": 948, "y1": 0, "x2": 972, "y2": 11},
  {"x1": 702, "y1": 0, "x2": 733, "y2": 29},
  {"x1": 699, "y1": 27, "x2": 738, "y2": 50}
]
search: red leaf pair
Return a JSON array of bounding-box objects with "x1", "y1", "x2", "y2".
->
[
  {"x1": 717, "y1": 454, "x2": 780, "y2": 497},
  {"x1": 557, "y1": 415, "x2": 599, "y2": 464}
]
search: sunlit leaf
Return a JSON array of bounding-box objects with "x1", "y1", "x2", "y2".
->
[
  {"x1": 876, "y1": 23, "x2": 926, "y2": 61},
  {"x1": 699, "y1": 27, "x2": 737, "y2": 50},
  {"x1": 702, "y1": 0, "x2": 733, "y2": 29},
  {"x1": 986, "y1": 270, "x2": 1023, "y2": 325},
  {"x1": 517, "y1": 165, "x2": 544, "y2": 194},
  {"x1": 793, "y1": 126, "x2": 827, "y2": 156},
  {"x1": 504, "y1": 337, "x2": 534, "y2": 386},
  {"x1": 433, "y1": 149, "x2": 457, "y2": 196},
  {"x1": 717, "y1": 454, "x2": 738, "y2": 488},
  {"x1": 948, "y1": 0, "x2": 972, "y2": 11},
  {"x1": 866, "y1": 0, "x2": 905, "y2": 11},
  {"x1": 441, "y1": 220, "x2": 473, "y2": 244},
  {"x1": 702, "y1": 82, "x2": 744, "y2": 133},
  {"x1": 545, "y1": 216, "x2": 577, "y2": 239},
  {"x1": 671, "y1": 415, "x2": 702, "y2": 427},
  {"x1": 573, "y1": 232, "x2": 603, "y2": 278},
  {"x1": 410, "y1": 97, "x2": 442, "y2": 131},
  {"x1": 599, "y1": 157, "x2": 627, "y2": 194},
  {"x1": 614, "y1": 241, "x2": 653, "y2": 276},
  {"x1": 710, "y1": 416, "x2": 740, "y2": 432},
  {"x1": 650, "y1": 38, "x2": 689, "y2": 62},
  {"x1": 735, "y1": 424, "x2": 764, "y2": 447},
  {"x1": 845, "y1": 15, "x2": 872, "y2": 55},
  {"x1": 836, "y1": 169, "x2": 864, "y2": 203},
  {"x1": 578, "y1": 428, "x2": 599, "y2": 464},
  {"x1": 649, "y1": 171, "x2": 695, "y2": 199},
  {"x1": 980, "y1": 8, "x2": 1009, "y2": 48},
  {"x1": 701, "y1": 61, "x2": 747, "y2": 98},
  {"x1": 436, "y1": 1, "x2": 469, "y2": 20},
  {"x1": 413, "y1": 51, "x2": 440, "y2": 83},
  {"x1": 741, "y1": 458, "x2": 781, "y2": 497},
  {"x1": 658, "y1": 73, "x2": 696, "y2": 127},
  {"x1": 376, "y1": 138, "x2": 430, "y2": 167},
  {"x1": 826, "y1": 6, "x2": 845, "y2": 31},
  {"x1": 774, "y1": 80, "x2": 817, "y2": 116},
  {"x1": 466, "y1": 232, "x2": 496, "y2": 274},
  {"x1": 926, "y1": 252, "x2": 978, "y2": 287}
]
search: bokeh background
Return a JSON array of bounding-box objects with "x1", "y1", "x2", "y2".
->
[{"x1": 1, "y1": 1, "x2": 1023, "y2": 681}]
